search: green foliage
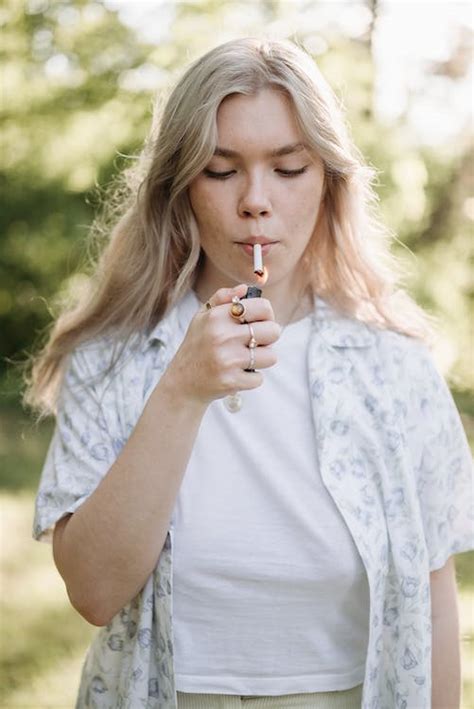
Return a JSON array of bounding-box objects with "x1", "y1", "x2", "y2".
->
[
  {"x1": 1, "y1": 0, "x2": 153, "y2": 366},
  {"x1": 1, "y1": 0, "x2": 472, "y2": 393}
]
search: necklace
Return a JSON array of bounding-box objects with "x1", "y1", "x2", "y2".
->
[{"x1": 224, "y1": 287, "x2": 313, "y2": 413}]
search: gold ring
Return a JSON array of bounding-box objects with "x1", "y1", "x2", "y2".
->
[{"x1": 230, "y1": 296, "x2": 246, "y2": 321}]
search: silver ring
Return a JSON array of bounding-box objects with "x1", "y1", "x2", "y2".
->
[
  {"x1": 247, "y1": 323, "x2": 257, "y2": 349},
  {"x1": 248, "y1": 347, "x2": 256, "y2": 370}
]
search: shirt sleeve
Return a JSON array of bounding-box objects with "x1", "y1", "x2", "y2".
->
[
  {"x1": 401, "y1": 339, "x2": 474, "y2": 571},
  {"x1": 33, "y1": 344, "x2": 120, "y2": 543}
]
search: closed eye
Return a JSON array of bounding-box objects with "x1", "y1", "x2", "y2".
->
[
  {"x1": 277, "y1": 167, "x2": 308, "y2": 177},
  {"x1": 203, "y1": 166, "x2": 309, "y2": 179},
  {"x1": 203, "y1": 169, "x2": 235, "y2": 179}
]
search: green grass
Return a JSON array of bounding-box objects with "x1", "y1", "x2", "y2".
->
[
  {"x1": 1, "y1": 395, "x2": 473, "y2": 707},
  {"x1": 1, "y1": 492, "x2": 95, "y2": 707}
]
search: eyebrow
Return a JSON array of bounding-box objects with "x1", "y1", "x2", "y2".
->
[{"x1": 213, "y1": 142, "x2": 306, "y2": 158}]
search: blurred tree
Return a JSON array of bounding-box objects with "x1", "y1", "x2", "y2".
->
[
  {"x1": 1, "y1": 0, "x2": 472, "y2": 395},
  {"x1": 0, "y1": 0, "x2": 156, "y2": 372}
]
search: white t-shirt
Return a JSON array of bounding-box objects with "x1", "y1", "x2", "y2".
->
[{"x1": 171, "y1": 290, "x2": 370, "y2": 695}]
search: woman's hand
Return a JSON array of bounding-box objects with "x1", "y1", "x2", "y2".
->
[{"x1": 163, "y1": 284, "x2": 281, "y2": 405}]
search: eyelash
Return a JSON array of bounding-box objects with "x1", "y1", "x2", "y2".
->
[{"x1": 203, "y1": 167, "x2": 308, "y2": 180}]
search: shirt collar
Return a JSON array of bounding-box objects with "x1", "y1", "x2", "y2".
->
[
  {"x1": 144, "y1": 290, "x2": 376, "y2": 350},
  {"x1": 313, "y1": 296, "x2": 376, "y2": 348},
  {"x1": 145, "y1": 289, "x2": 200, "y2": 349}
]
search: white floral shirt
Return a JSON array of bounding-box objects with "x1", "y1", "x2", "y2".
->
[{"x1": 33, "y1": 294, "x2": 474, "y2": 709}]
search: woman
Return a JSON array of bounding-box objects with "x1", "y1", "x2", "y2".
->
[{"x1": 27, "y1": 38, "x2": 472, "y2": 708}]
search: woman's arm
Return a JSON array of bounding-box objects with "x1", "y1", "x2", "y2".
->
[
  {"x1": 52, "y1": 284, "x2": 277, "y2": 628},
  {"x1": 431, "y1": 556, "x2": 461, "y2": 709},
  {"x1": 53, "y1": 372, "x2": 208, "y2": 627}
]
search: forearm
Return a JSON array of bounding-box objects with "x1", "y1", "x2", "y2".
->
[
  {"x1": 431, "y1": 558, "x2": 461, "y2": 708},
  {"x1": 53, "y1": 369, "x2": 208, "y2": 626}
]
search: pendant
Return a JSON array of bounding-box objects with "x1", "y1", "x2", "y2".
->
[{"x1": 224, "y1": 392, "x2": 242, "y2": 413}]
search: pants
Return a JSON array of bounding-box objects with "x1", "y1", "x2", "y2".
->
[{"x1": 177, "y1": 684, "x2": 363, "y2": 708}]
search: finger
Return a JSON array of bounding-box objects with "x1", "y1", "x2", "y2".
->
[
  {"x1": 242, "y1": 346, "x2": 278, "y2": 371},
  {"x1": 232, "y1": 348, "x2": 276, "y2": 391},
  {"x1": 227, "y1": 297, "x2": 275, "y2": 324},
  {"x1": 207, "y1": 284, "x2": 248, "y2": 308},
  {"x1": 233, "y1": 370, "x2": 264, "y2": 391},
  {"x1": 238, "y1": 320, "x2": 281, "y2": 346}
]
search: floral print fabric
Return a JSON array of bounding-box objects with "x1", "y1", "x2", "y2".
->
[{"x1": 33, "y1": 295, "x2": 474, "y2": 708}]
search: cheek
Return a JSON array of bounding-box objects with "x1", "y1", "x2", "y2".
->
[
  {"x1": 189, "y1": 184, "x2": 226, "y2": 227},
  {"x1": 300, "y1": 182, "x2": 324, "y2": 224},
  {"x1": 286, "y1": 192, "x2": 320, "y2": 233},
  {"x1": 188, "y1": 184, "x2": 205, "y2": 221}
]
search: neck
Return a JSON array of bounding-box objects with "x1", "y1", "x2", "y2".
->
[{"x1": 263, "y1": 280, "x2": 313, "y2": 327}]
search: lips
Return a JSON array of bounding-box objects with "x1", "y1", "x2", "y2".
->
[
  {"x1": 238, "y1": 243, "x2": 276, "y2": 256},
  {"x1": 238, "y1": 236, "x2": 276, "y2": 246}
]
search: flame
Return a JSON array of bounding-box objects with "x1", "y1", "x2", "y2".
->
[{"x1": 255, "y1": 266, "x2": 269, "y2": 286}]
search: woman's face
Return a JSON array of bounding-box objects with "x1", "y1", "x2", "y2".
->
[{"x1": 189, "y1": 87, "x2": 325, "y2": 293}]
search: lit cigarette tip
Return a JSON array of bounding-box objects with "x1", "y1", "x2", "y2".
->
[
  {"x1": 257, "y1": 266, "x2": 269, "y2": 286},
  {"x1": 253, "y1": 244, "x2": 264, "y2": 276}
]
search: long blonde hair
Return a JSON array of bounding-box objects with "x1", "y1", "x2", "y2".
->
[{"x1": 25, "y1": 37, "x2": 434, "y2": 416}]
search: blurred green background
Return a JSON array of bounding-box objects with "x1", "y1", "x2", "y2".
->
[{"x1": 1, "y1": 0, "x2": 472, "y2": 706}]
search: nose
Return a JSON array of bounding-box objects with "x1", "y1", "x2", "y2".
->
[{"x1": 238, "y1": 175, "x2": 272, "y2": 218}]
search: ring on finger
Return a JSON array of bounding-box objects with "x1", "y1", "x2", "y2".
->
[
  {"x1": 247, "y1": 323, "x2": 257, "y2": 349},
  {"x1": 230, "y1": 296, "x2": 246, "y2": 321},
  {"x1": 247, "y1": 347, "x2": 256, "y2": 371}
]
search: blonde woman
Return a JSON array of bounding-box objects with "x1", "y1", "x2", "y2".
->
[{"x1": 28, "y1": 38, "x2": 472, "y2": 709}]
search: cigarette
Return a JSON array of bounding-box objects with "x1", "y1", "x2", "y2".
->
[{"x1": 253, "y1": 244, "x2": 264, "y2": 276}]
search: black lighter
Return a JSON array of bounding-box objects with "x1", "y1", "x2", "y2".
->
[{"x1": 242, "y1": 286, "x2": 262, "y2": 372}]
